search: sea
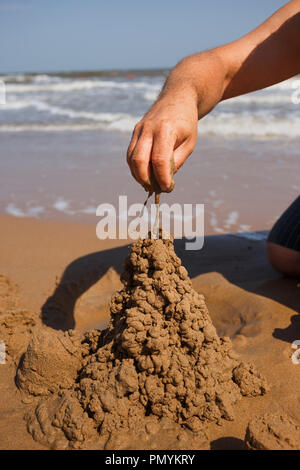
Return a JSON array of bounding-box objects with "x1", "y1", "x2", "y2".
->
[{"x1": 0, "y1": 69, "x2": 299, "y2": 235}]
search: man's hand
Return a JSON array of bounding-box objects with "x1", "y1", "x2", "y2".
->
[
  {"x1": 127, "y1": 91, "x2": 198, "y2": 192},
  {"x1": 127, "y1": 0, "x2": 300, "y2": 192}
]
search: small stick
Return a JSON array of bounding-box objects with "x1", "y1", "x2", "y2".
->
[
  {"x1": 152, "y1": 193, "x2": 160, "y2": 239},
  {"x1": 139, "y1": 191, "x2": 153, "y2": 218},
  {"x1": 139, "y1": 190, "x2": 160, "y2": 239},
  {"x1": 141, "y1": 156, "x2": 176, "y2": 239}
]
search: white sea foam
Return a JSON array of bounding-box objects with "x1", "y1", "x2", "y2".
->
[
  {"x1": 0, "y1": 123, "x2": 104, "y2": 132},
  {"x1": 212, "y1": 199, "x2": 223, "y2": 208},
  {"x1": 1, "y1": 76, "x2": 300, "y2": 138},
  {"x1": 224, "y1": 211, "x2": 239, "y2": 228},
  {"x1": 5, "y1": 79, "x2": 162, "y2": 94},
  {"x1": 238, "y1": 224, "x2": 251, "y2": 232},
  {"x1": 232, "y1": 231, "x2": 268, "y2": 241},
  {"x1": 1, "y1": 99, "x2": 131, "y2": 121},
  {"x1": 1, "y1": 111, "x2": 299, "y2": 137},
  {"x1": 5, "y1": 203, "x2": 45, "y2": 218},
  {"x1": 80, "y1": 206, "x2": 98, "y2": 214},
  {"x1": 144, "y1": 90, "x2": 159, "y2": 102},
  {"x1": 53, "y1": 198, "x2": 74, "y2": 214},
  {"x1": 27, "y1": 206, "x2": 45, "y2": 217},
  {"x1": 0, "y1": 100, "x2": 34, "y2": 110},
  {"x1": 209, "y1": 212, "x2": 225, "y2": 233},
  {"x1": 5, "y1": 203, "x2": 25, "y2": 217},
  {"x1": 4, "y1": 76, "x2": 296, "y2": 96},
  {"x1": 221, "y1": 92, "x2": 298, "y2": 106},
  {"x1": 1, "y1": 99, "x2": 139, "y2": 129},
  {"x1": 144, "y1": 88, "x2": 299, "y2": 106},
  {"x1": 267, "y1": 80, "x2": 300, "y2": 90},
  {"x1": 198, "y1": 112, "x2": 300, "y2": 138},
  {"x1": 32, "y1": 74, "x2": 61, "y2": 83}
]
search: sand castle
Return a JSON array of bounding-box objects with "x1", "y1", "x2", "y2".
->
[{"x1": 17, "y1": 237, "x2": 269, "y2": 449}]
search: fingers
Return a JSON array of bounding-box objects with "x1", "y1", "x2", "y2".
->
[
  {"x1": 126, "y1": 122, "x2": 141, "y2": 167},
  {"x1": 127, "y1": 120, "x2": 197, "y2": 191},
  {"x1": 127, "y1": 124, "x2": 152, "y2": 187},
  {"x1": 151, "y1": 124, "x2": 177, "y2": 191},
  {"x1": 173, "y1": 135, "x2": 197, "y2": 172}
]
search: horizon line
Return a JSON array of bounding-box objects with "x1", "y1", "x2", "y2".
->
[{"x1": 0, "y1": 66, "x2": 173, "y2": 76}]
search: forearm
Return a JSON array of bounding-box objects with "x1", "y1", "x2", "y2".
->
[
  {"x1": 157, "y1": 0, "x2": 300, "y2": 119},
  {"x1": 159, "y1": 51, "x2": 228, "y2": 120},
  {"x1": 127, "y1": 0, "x2": 300, "y2": 192}
]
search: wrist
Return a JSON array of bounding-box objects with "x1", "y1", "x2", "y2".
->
[
  {"x1": 163, "y1": 50, "x2": 228, "y2": 119},
  {"x1": 156, "y1": 83, "x2": 199, "y2": 118}
]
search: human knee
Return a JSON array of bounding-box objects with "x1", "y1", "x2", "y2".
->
[{"x1": 267, "y1": 241, "x2": 300, "y2": 277}]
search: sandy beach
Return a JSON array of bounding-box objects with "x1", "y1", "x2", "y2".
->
[
  {"x1": 2, "y1": 0, "x2": 300, "y2": 454},
  {"x1": 1, "y1": 213, "x2": 300, "y2": 450}
]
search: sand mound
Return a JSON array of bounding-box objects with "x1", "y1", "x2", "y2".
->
[
  {"x1": 246, "y1": 413, "x2": 300, "y2": 450},
  {"x1": 0, "y1": 274, "x2": 19, "y2": 311},
  {"x1": 18, "y1": 238, "x2": 268, "y2": 449},
  {"x1": 0, "y1": 274, "x2": 36, "y2": 363},
  {"x1": 17, "y1": 329, "x2": 83, "y2": 396}
]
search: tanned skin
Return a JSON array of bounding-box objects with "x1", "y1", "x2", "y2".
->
[
  {"x1": 126, "y1": 0, "x2": 300, "y2": 277},
  {"x1": 127, "y1": 0, "x2": 300, "y2": 191}
]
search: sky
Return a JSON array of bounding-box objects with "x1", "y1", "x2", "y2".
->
[{"x1": 0, "y1": 0, "x2": 288, "y2": 73}]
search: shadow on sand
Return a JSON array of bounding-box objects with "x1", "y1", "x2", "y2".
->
[{"x1": 41, "y1": 231, "x2": 299, "y2": 341}]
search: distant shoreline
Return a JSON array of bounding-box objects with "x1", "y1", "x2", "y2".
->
[{"x1": 0, "y1": 67, "x2": 171, "y2": 79}]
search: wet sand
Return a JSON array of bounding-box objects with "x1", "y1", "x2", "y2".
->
[
  {"x1": 1, "y1": 214, "x2": 300, "y2": 449},
  {"x1": 1, "y1": 132, "x2": 300, "y2": 236}
]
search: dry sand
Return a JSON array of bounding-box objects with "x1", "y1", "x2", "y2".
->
[{"x1": 1, "y1": 214, "x2": 300, "y2": 450}]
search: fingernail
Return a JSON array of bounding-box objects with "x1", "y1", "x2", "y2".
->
[{"x1": 166, "y1": 180, "x2": 175, "y2": 193}]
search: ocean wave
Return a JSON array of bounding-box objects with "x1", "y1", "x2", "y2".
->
[
  {"x1": 143, "y1": 80, "x2": 300, "y2": 105},
  {"x1": 5, "y1": 200, "x2": 97, "y2": 218},
  {"x1": 30, "y1": 100, "x2": 135, "y2": 123},
  {"x1": 0, "y1": 73, "x2": 62, "y2": 84},
  {"x1": 0, "y1": 100, "x2": 32, "y2": 110},
  {"x1": 5, "y1": 202, "x2": 44, "y2": 218},
  {"x1": 144, "y1": 89, "x2": 299, "y2": 106},
  {"x1": 0, "y1": 122, "x2": 134, "y2": 133},
  {"x1": 4, "y1": 76, "x2": 298, "y2": 98},
  {"x1": 1, "y1": 74, "x2": 27, "y2": 83},
  {"x1": 268, "y1": 79, "x2": 300, "y2": 90},
  {"x1": 222, "y1": 92, "x2": 299, "y2": 106},
  {"x1": 1, "y1": 99, "x2": 139, "y2": 128},
  {"x1": 1, "y1": 82, "x2": 300, "y2": 137},
  {"x1": 144, "y1": 90, "x2": 159, "y2": 102},
  {"x1": 5, "y1": 79, "x2": 162, "y2": 94},
  {"x1": 32, "y1": 74, "x2": 62, "y2": 83},
  {"x1": 198, "y1": 111, "x2": 300, "y2": 138},
  {"x1": 232, "y1": 231, "x2": 268, "y2": 241},
  {"x1": 1, "y1": 111, "x2": 299, "y2": 137}
]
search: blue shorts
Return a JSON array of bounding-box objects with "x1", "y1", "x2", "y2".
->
[{"x1": 268, "y1": 196, "x2": 300, "y2": 252}]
